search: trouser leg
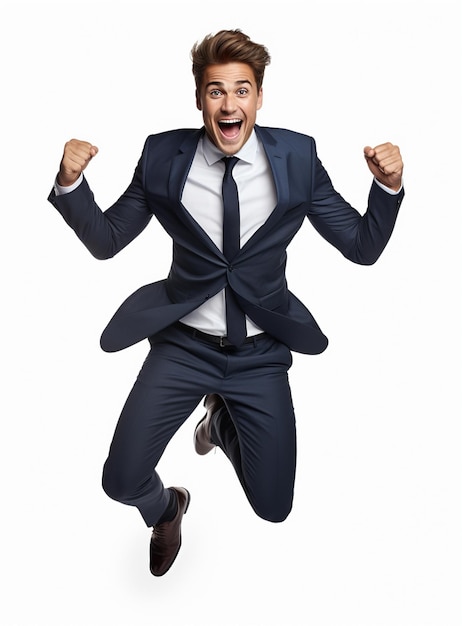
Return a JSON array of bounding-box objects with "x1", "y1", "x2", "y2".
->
[
  {"x1": 102, "y1": 332, "x2": 205, "y2": 526},
  {"x1": 211, "y1": 339, "x2": 297, "y2": 522}
]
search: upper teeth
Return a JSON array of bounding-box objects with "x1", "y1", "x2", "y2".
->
[{"x1": 221, "y1": 119, "x2": 241, "y2": 124}]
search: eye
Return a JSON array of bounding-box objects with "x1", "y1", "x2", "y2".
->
[
  {"x1": 210, "y1": 89, "x2": 222, "y2": 97},
  {"x1": 237, "y1": 88, "x2": 248, "y2": 96}
]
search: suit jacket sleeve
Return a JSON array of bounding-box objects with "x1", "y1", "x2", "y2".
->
[
  {"x1": 47, "y1": 142, "x2": 152, "y2": 260},
  {"x1": 307, "y1": 147, "x2": 404, "y2": 265}
]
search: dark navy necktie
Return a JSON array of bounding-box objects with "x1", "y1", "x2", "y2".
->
[{"x1": 221, "y1": 157, "x2": 246, "y2": 346}]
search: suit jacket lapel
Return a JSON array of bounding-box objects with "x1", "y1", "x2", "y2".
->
[
  {"x1": 167, "y1": 129, "x2": 203, "y2": 204},
  {"x1": 256, "y1": 125, "x2": 290, "y2": 210},
  {"x1": 240, "y1": 125, "x2": 290, "y2": 253},
  {"x1": 167, "y1": 128, "x2": 225, "y2": 255}
]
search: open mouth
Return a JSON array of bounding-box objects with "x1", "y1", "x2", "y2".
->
[{"x1": 218, "y1": 119, "x2": 242, "y2": 138}]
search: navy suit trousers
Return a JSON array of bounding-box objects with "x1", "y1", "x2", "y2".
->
[{"x1": 101, "y1": 324, "x2": 296, "y2": 526}]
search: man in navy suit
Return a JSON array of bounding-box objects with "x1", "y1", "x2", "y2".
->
[{"x1": 49, "y1": 29, "x2": 404, "y2": 576}]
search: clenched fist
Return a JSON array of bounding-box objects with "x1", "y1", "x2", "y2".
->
[
  {"x1": 364, "y1": 142, "x2": 403, "y2": 192},
  {"x1": 57, "y1": 139, "x2": 99, "y2": 187}
]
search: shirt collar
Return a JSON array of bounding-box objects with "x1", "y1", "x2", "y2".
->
[{"x1": 202, "y1": 129, "x2": 258, "y2": 166}]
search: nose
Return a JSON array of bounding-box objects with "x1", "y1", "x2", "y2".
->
[{"x1": 221, "y1": 94, "x2": 237, "y2": 114}]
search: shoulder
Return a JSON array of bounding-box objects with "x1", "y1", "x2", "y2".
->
[
  {"x1": 255, "y1": 125, "x2": 316, "y2": 153},
  {"x1": 143, "y1": 128, "x2": 202, "y2": 149},
  {"x1": 145, "y1": 127, "x2": 201, "y2": 140},
  {"x1": 139, "y1": 128, "x2": 203, "y2": 166}
]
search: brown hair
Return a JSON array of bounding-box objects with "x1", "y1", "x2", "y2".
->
[{"x1": 191, "y1": 29, "x2": 271, "y2": 91}]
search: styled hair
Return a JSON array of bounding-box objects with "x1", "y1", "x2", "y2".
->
[{"x1": 191, "y1": 29, "x2": 271, "y2": 91}]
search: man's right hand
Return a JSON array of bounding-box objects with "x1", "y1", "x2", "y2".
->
[{"x1": 57, "y1": 139, "x2": 99, "y2": 186}]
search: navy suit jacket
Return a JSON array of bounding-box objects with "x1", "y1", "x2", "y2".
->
[{"x1": 48, "y1": 125, "x2": 404, "y2": 354}]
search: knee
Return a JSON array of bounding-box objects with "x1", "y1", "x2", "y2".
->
[
  {"x1": 253, "y1": 500, "x2": 293, "y2": 523},
  {"x1": 101, "y1": 459, "x2": 133, "y2": 502}
]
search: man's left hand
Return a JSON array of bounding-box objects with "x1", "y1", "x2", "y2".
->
[{"x1": 364, "y1": 142, "x2": 403, "y2": 192}]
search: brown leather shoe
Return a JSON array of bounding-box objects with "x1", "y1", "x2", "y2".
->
[
  {"x1": 150, "y1": 487, "x2": 191, "y2": 577},
  {"x1": 194, "y1": 394, "x2": 224, "y2": 455}
]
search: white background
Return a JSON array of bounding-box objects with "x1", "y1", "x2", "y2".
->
[{"x1": 1, "y1": 0, "x2": 461, "y2": 624}]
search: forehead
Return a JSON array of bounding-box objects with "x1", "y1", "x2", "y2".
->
[{"x1": 201, "y1": 62, "x2": 256, "y2": 88}]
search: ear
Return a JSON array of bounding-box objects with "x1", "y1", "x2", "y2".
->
[
  {"x1": 256, "y1": 87, "x2": 263, "y2": 111},
  {"x1": 195, "y1": 89, "x2": 202, "y2": 111}
]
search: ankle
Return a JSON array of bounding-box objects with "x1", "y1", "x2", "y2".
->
[{"x1": 156, "y1": 488, "x2": 178, "y2": 525}]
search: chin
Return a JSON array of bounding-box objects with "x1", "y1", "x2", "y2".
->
[
  {"x1": 222, "y1": 145, "x2": 240, "y2": 155},
  {"x1": 221, "y1": 137, "x2": 244, "y2": 154}
]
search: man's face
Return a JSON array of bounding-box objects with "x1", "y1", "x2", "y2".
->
[{"x1": 196, "y1": 62, "x2": 263, "y2": 155}]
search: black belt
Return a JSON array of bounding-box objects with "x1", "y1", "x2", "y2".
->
[{"x1": 175, "y1": 322, "x2": 267, "y2": 348}]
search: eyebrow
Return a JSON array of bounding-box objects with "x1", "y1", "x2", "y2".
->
[{"x1": 205, "y1": 79, "x2": 252, "y2": 89}]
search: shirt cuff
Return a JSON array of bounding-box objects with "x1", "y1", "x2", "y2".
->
[
  {"x1": 54, "y1": 173, "x2": 83, "y2": 196},
  {"x1": 374, "y1": 177, "x2": 403, "y2": 195}
]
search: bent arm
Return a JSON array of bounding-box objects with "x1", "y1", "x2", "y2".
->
[
  {"x1": 48, "y1": 147, "x2": 152, "y2": 260},
  {"x1": 307, "y1": 153, "x2": 404, "y2": 265}
]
